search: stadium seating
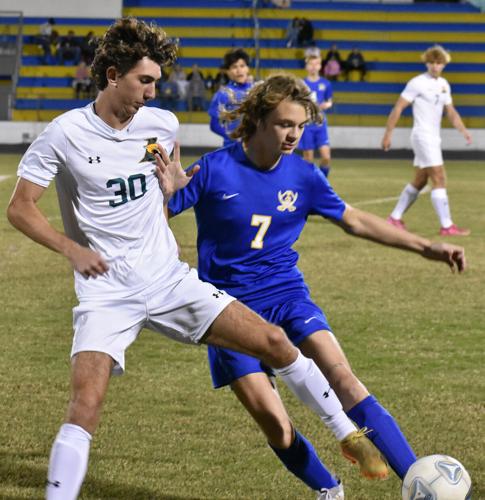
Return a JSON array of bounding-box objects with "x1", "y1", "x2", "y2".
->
[{"x1": 6, "y1": 0, "x2": 485, "y2": 127}]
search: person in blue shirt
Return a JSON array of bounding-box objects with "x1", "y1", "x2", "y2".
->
[
  {"x1": 166, "y1": 74, "x2": 466, "y2": 498},
  {"x1": 300, "y1": 54, "x2": 334, "y2": 177},
  {"x1": 208, "y1": 48, "x2": 253, "y2": 146}
]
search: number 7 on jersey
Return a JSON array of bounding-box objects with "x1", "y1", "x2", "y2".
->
[{"x1": 250, "y1": 214, "x2": 272, "y2": 249}]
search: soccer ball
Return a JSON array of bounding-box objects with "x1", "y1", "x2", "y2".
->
[{"x1": 402, "y1": 455, "x2": 472, "y2": 500}]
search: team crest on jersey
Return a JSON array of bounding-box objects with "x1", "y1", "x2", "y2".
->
[
  {"x1": 277, "y1": 190, "x2": 298, "y2": 212},
  {"x1": 318, "y1": 83, "x2": 326, "y2": 91},
  {"x1": 140, "y1": 138, "x2": 159, "y2": 162}
]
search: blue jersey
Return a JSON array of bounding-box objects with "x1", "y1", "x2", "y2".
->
[
  {"x1": 304, "y1": 76, "x2": 333, "y2": 114},
  {"x1": 208, "y1": 80, "x2": 253, "y2": 146},
  {"x1": 300, "y1": 77, "x2": 333, "y2": 150},
  {"x1": 169, "y1": 142, "x2": 346, "y2": 309}
]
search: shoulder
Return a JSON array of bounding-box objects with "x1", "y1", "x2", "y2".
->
[
  {"x1": 202, "y1": 143, "x2": 237, "y2": 166},
  {"x1": 143, "y1": 106, "x2": 179, "y2": 130},
  {"x1": 285, "y1": 153, "x2": 315, "y2": 173},
  {"x1": 408, "y1": 74, "x2": 424, "y2": 86}
]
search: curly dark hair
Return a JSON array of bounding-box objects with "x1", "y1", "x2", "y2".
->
[
  {"x1": 222, "y1": 48, "x2": 250, "y2": 70},
  {"x1": 91, "y1": 17, "x2": 178, "y2": 90},
  {"x1": 222, "y1": 73, "x2": 321, "y2": 143}
]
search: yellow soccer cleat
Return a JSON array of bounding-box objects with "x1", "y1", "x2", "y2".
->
[{"x1": 340, "y1": 427, "x2": 389, "y2": 480}]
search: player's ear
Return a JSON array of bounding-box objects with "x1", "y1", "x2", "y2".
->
[{"x1": 106, "y1": 66, "x2": 119, "y2": 88}]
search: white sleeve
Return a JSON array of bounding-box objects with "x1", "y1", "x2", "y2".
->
[
  {"x1": 444, "y1": 81, "x2": 453, "y2": 106},
  {"x1": 17, "y1": 121, "x2": 67, "y2": 187},
  {"x1": 401, "y1": 77, "x2": 420, "y2": 104}
]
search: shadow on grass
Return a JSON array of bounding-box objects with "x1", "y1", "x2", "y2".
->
[{"x1": 0, "y1": 452, "x2": 204, "y2": 500}]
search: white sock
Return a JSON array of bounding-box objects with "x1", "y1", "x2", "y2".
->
[
  {"x1": 273, "y1": 351, "x2": 355, "y2": 441},
  {"x1": 391, "y1": 183, "x2": 419, "y2": 219},
  {"x1": 46, "y1": 423, "x2": 92, "y2": 500},
  {"x1": 431, "y1": 188, "x2": 453, "y2": 228}
]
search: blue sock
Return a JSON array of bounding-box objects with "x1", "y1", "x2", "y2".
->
[
  {"x1": 347, "y1": 394, "x2": 416, "y2": 478},
  {"x1": 269, "y1": 430, "x2": 338, "y2": 491},
  {"x1": 320, "y1": 166, "x2": 330, "y2": 177}
]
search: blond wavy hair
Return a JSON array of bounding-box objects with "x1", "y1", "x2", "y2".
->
[
  {"x1": 222, "y1": 73, "x2": 321, "y2": 143},
  {"x1": 421, "y1": 45, "x2": 451, "y2": 65}
]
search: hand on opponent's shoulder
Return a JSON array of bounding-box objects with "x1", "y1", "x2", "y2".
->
[{"x1": 152, "y1": 141, "x2": 200, "y2": 201}]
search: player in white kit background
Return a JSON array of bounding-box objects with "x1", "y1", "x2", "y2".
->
[
  {"x1": 6, "y1": 17, "x2": 385, "y2": 500},
  {"x1": 381, "y1": 45, "x2": 472, "y2": 236}
]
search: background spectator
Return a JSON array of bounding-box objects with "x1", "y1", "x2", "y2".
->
[
  {"x1": 37, "y1": 18, "x2": 56, "y2": 64},
  {"x1": 168, "y1": 63, "x2": 189, "y2": 102},
  {"x1": 159, "y1": 80, "x2": 179, "y2": 111},
  {"x1": 187, "y1": 64, "x2": 206, "y2": 111},
  {"x1": 344, "y1": 47, "x2": 367, "y2": 81},
  {"x1": 213, "y1": 67, "x2": 229, "y2": 92},
  {"x1": 323, "y1": 55, "x2": 341, "y2": 81},
  {"x1": 322, "y1": 43, "x2": 343, "y2": 70},
  {"x1": 57, "y1": 30, "x2": 81, "y2": 65},
  {"x1": 72, "y1": 61, "x2": 93, "y2": 98},
  {"x1": 297, "y1": 18, "x2": 314, "y2": 47},
  {"x1": 80, "y1": 31, "x2": 97, "y2": 65},
  {"x1": 285, "y1": 17, "x2": 300, "y2": 48}
]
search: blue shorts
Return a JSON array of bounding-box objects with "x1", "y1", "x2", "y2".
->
[
  {"x1": 208, "y1": 295, "x2": 331, "y2": 388},
  {"x1": 299, "y1": 122, "x2": 330, "y2": 151}
]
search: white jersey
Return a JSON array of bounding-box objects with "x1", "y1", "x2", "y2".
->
[
  {"x1": 401, "y1": 72, "x2": 452, "y2": 139},
  {"x1": 18, "y1": 104, "x2": 187, "y2": 300}
]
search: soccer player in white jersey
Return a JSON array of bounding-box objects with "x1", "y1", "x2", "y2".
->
[
  {"x1": 382, "y1": 45, "x2": 472, "y2": 236},
  {"x1": 7, "y1": 18, "x2": 385, "y2": 500}
]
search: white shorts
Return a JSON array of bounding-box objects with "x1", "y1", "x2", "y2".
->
[
  {"x1": 71, "y1": 268, "x2": 235, "y2": 375},
  {"x1": 411, "y1": 134, "x2": 443, "y2": 168}
]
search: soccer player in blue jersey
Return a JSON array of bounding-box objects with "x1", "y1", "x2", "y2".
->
[
  {"x1": 208, "y1": 48, "x2": 253, "y2": 146},
  {"x1": 300, "y1": 54, "x2": 333, "y2": 176},
  {"x1": 165, "y1": 74, "x2": 467, "y2": 497}
]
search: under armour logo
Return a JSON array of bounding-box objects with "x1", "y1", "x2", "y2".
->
[
  {"x1": 88, "y1": 156, "x2": 101, "y2": 164},
  {"x1": 46, "y1": 479, "x2": 61, "y2": 488},
  {"x1": 212, "y1": 290, "x2": 224, "y2": 298}
]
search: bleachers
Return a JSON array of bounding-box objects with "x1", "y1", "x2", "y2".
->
[{"x1": 7, "y1": 0, "x2": 485, "y2": 127}]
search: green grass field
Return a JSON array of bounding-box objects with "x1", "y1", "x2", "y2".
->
[{"x1": 1, "y1": 153, "x2": 483, "y2": 499}]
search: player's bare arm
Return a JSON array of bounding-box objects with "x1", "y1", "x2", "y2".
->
[
  {"x1": 153, "y1": 141, "x2": 200, "y2": 202},
  {"x1": 334, "y1": 204, "x2": 466, "y2": 273},
  {"x1": 7, "y1": 178, "x2": 108, "y2": 278},
  {"x1": 382, "y1": 96, "x2": 411, "y2": 150},
  {"x1": 445, "y1": 104, "x2": 472, "y2": 144}
]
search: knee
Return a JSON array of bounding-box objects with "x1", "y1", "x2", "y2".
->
[
  {"x1": 67, "y1": 392, "x2": 104, "y2": 431},
  {"x1": 259, "y1": 326, "x2": 295, "y2": 367}
]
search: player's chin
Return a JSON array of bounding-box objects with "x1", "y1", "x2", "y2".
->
[{"x1": 281, "y1": 143, "x2": 297, "y2": 154}]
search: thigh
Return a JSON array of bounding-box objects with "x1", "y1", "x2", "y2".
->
[
  {"x1": 411, "y1": 135, "x2": 443, "y2": 168},
  {"x1": 205, "y1": 300, "x2": 296, "y2": 368},
  {"x1": 274, "y1": 297, "x2": 331, "y2": 346},
  {"x1": 72, "y1": 297, "x2": 146, "y2": 375},
  {"x1": 146, "y1": 267, "x2": 235, "y2": 344}
]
